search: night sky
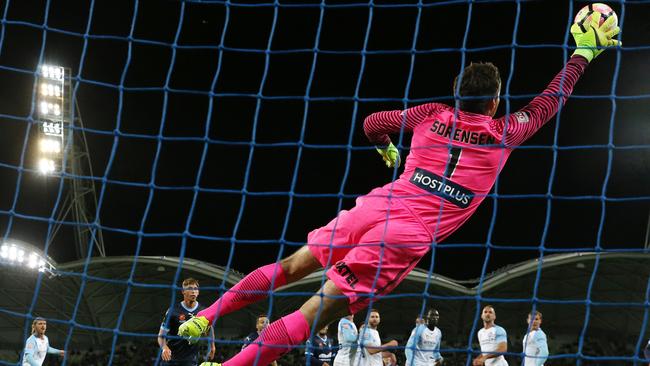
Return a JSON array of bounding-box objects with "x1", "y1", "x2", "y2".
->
[{"x1": 0, "y1": 0, "x2": 648, "y2": 281}]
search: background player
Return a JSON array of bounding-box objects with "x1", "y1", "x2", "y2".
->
[
  {"x1": 354, "y1": 309, "x2": 397, "y2": 366},
  {"x1": 159, "y1": 278, "x2": 215, "y2": 365},
  {"x1": 241, "y1": 314, "x2": 278, "y2": 366},
  {"x1": 184, "y1": 13, "x2": 620, "y2": 366},
  {"x1": 405, "y1": 308, "x2": 443, "y2": 366},
  {"x1": 22, "y1": 318, "x2": 64, "y2": 366},
  {"x1": 522, "y1": 311, "x2": 548, "y2": 366},
  {"x1": 333, "y1": 315, "x2": 358, "y2": 366},
  {"x1": 474, "y1": 305, "x2": 508, "y2": 366},
  {"x1": 242, "y1": 315, "x2": 269, "y2": 351},
  {"x1": 305, "y1": 324, "x2": 337, "y2": 366}
]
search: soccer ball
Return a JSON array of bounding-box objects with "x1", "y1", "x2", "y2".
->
[{"x1": 574, "y1": 3, "x2": 618, "y2": 31}]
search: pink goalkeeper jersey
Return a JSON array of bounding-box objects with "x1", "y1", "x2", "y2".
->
[{"x1": 363, "y1": 56, "x2": 588, "y2": 242}]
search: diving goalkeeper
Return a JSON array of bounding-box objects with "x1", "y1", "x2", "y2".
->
[{"x1": 183, "y1": 13, "x2": 620, "y2": 366}]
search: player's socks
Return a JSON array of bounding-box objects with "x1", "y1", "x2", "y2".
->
[
  {"x1": 198, "y1": 263, "x2": 287, "y2": 324},
  {"x1": 222, "y1": 310, "x2": 310, "y2": 366}
]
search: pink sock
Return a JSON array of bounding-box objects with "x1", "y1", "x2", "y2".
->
[
  {"x1": 223, "y1": 310, "x2": 311, "y2": 366},
  {"x1": 198, "y1": 263, "x2": 287, "y2": 324}
]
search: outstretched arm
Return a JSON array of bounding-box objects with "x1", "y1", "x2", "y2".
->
[
  {"x1": 491, "y1": 12, "x2": 620, "y2": 147},
  {"x1": 363, "y1": 103, "x2": 448, "y2": 146},
  {"x1": 47, "y1": 345, "x2": 63, "y2": 356},
  {"x1": 490, "y1": 55, "x2": 588, "y2": 147}
]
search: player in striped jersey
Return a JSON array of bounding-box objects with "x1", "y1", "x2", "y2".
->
[
  {"x1": 405, "y1": 308, "x2": 443, "y2": 366},
  {"x1": 522, "y1": 311, "x2": 548, "y2": 366},
  {"x1": 187, "y1": 14, "x2": 620, "y2": 366}
]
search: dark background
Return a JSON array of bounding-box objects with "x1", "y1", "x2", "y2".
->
[{"x1": 0, "y1": 0, "x2": 648, "y2": 281}]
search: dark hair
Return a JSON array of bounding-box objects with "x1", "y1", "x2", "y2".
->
[
  {"x1": 369, "y1": 308, "x2": 380, "y2": 315},
  {"x1": 528, "y1": 310, "x2": 543, "y2": 319},
  {"x1": 257, "y1": 314, "x2": 269, "y2": 319},
  {"x1": 453, "y1": 62, "x2": 501, "y2": 114}
]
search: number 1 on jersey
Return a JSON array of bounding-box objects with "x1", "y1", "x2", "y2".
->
[{"x1": 443, "y1": 147, "x2": 462, "y2": 178}]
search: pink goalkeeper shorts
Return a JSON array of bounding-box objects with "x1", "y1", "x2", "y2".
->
[{"x1": 307, "y1": 188, "x2": 433, "y2": 314}]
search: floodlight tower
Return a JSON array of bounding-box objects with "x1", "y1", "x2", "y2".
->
[{"x1": 36, "y1": 64, "x2": 106, "y2": 258}]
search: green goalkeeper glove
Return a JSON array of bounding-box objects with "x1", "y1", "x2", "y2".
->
[
  {"x1": 199, "y1": 363, "x2": 221, "y2": 366},
  {"x1": 375, "y1": 142, "x2": 401, "y2": 168},
  {"x1": 571, "y1": 12, "x2": 621, "y2": 62}
]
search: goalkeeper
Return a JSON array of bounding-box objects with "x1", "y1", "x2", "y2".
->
[{"x1": 185, "y1": 13, "x2": 620, "y2": 366}]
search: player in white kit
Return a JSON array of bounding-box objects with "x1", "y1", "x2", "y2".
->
[
  {"x1": 474, "y1": 306, "x2": 508, "y2": 366},
  {"x1": 353, "y1": 309, "x2": 397, "y2": 366},
  {"x1": 22, "y1": 318, "x2": 64, "y2": 366},
  {"x1": 522, "y1": 311, "x2": 548, "y2": 366},
  {"x1": 405, "y1": 308, "x2": 443, "y2": 366},
  {"x1": 334, "y1": 315, "x2": 358, "y2": 366}
]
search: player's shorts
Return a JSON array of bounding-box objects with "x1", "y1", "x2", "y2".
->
[{"x1": 307, "y1": 187, "x2": 433, "y2": 314}]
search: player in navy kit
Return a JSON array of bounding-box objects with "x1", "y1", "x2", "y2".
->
[
  {"x1": 158, "y1": 278, "x2": 216, "y2": 365},
  {"x1": 306, "y1": 325, "x2": 337, "y2": 366}
]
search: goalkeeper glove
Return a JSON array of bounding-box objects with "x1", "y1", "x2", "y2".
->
[
  {"x1": 571, "y1": 12, "x2": 621, "y2": 62},
  {"x1": 375, "y1": 142, "x2": 401, "y2": 168}
]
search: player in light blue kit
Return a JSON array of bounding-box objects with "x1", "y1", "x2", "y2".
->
[
  {"x1": 333, "y1": 315, "x2": 358, "y2": 366},
  {"x1": 474, "y1": 305, "x2": 508, "y2": 366},
  {"x1": 354, "y1": 310, "x2": 397, "y2": 366},
  {"x1": 405, "y1": 308, "x2": 443, "y2": 366},
  {"x1": 522, "y1": 311, "x2": 548, "y2": 366},
  {"x1": 22, "y1": 318, "x2": 64, "y2": 366}
]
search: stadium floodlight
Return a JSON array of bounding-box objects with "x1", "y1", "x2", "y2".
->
[
  {"x1": 36, "y1": 63, "x2": 67, "y2": 176},
  {"x1": 41, "y1": 65, "x2": 64, "y2": 81},
  {"x1": 39, "y1": 138, "x2": 61, "y2": 154},
  {"x1": 39, "y1": 102, "x2": 61, "y2": 117},
  {"x1": 40, "y1": 83, "x2": 61, "y2": 97},
  {"x1": 0, "y1": 241, "x2": 57, "y2": 275},
  {"x1": 42, "y1": 121, "x2": 62, "y2": 136},
  {"x1": 38, "y1": 158, "x2": 56, "y2": 174}
]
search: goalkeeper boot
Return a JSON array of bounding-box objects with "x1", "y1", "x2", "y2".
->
[{"x1": 178, "y1": 315, "x2": 210, "y2": 339}]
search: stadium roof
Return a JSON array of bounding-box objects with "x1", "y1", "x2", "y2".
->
[{"x1": 0, "y1": 253, "x2": 648, "y2": 351}]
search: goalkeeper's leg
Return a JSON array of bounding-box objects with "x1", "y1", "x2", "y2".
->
[
  {"x1": 183, "y1": 246, "x2": 322, "y2": 336},
  {"x1": 184, "y1": 205, "x2": 364, "y2": 337},
  {"x1": 221, "y1": 280, "x2": 349, "y2": 366},
  {"x1": 183, "y1": 190, "x2": 396, "y2": 339}
]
